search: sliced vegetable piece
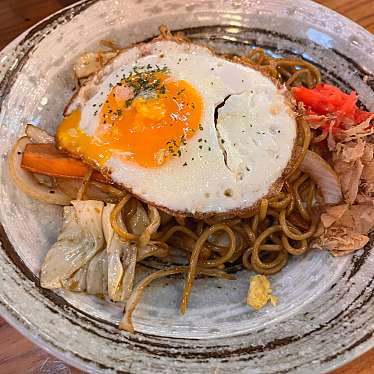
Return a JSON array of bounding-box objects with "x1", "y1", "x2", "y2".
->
[
  {"x1": 102, "y1": 204, "x2": 125, "y2": 301},
  {"x1": 74, "y1": 51, "x2": 118, "y2": 80},
  {"x1": 21, "y1": 143, "x2": 106, "y2": 182},
  {"x1": 85, "y1": 249, "x2": 108, "y2": 296},
  {"x1": 56, "y1": 178, "x2": 123, "y2": 203},
  {"x1": 40, "y1": 200, "x2": 104, "y2": 289},
  {"x1": 8, "y1": 137, "x2": 71, "y2": 205},
  {"x1": 300, "y1": 150, "x2": 343, "y2": 205},
  {"x1": 25, "y1": 124, "x2": 54, "y2": 144}
]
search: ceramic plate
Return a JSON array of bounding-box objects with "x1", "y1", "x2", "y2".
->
[{"x1": 0, "y1": 0, "x2": 373, "y2": 373}]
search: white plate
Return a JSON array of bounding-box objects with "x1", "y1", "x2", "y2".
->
[{"x1": 0, "y1": 0, "x2": 373, "y2": 372}]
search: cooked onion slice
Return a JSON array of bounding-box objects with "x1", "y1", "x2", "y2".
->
[
  {"x1": 74, "y1": 51, "x2": 118, "y2": 80},
  {"x1": 300, "y1": 150, "x2": 343, "y2": 205},
  {"x1": 8, "y1": 137, "x2": 71, "y2": 205},
  {"x1": 25, "y1": 124, "x2": 54, "y2": 144},
  {"x1": 56, "y1": 178, "x2": 123, "y2": 203}
]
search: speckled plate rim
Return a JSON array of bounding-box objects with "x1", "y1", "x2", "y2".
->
[
  {"x1": 0, "y1": 10, "x2": 100, "y2": 374},
  {"x1": 0, "y1": 291, "x2": 101, "y2": 374},
  {"x1": 0, "y1": 3, "x2": 108, "y2": 372},
  {"x1": 0, "y1": 0, "x2": 373, "y2": 373},
  {"x1": 0, "y1": 4, "x2": 118, "y2": 372}
]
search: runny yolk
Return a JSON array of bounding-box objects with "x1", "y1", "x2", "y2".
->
[{"x1": 56, "y1": 71, "x2": 203, "y2": 168}]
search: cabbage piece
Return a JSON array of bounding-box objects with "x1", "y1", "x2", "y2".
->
[
  {"x1": 138, "y1": 206, "x2": 160, "y2": 249},
  {"x1": 103, "y1": 204, "x2": 138, "y2": 301},
  {"x1": 127, "y1": 203, "x2": 150, "y2": 235},
  {"x1": 120, "y1": 243, "x2": 137, "y2": 301},
  {"x1": 61, "y1": 265, "x2": 88, "y2": 292},
  {"x1": 103, "y1": 204, "x2": 124, "y2": 301},
  {"x1": 86, "y1": 249, "x2": 108, "y2": 296},
  {"x1": 40, "y1": 200, "x2": 104, "y2": 289},
  {"x1": 137, "y1": 242, "x2": 168, "y2": 261},
  {"x1": 62, "y1": 250, "x2": 108, "y2": 295}
]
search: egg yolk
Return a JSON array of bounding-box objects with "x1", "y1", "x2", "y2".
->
[{"x1": 56, "y1": 70, "x2": 203, "y2": 168}]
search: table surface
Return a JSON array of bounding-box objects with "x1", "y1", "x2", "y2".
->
[{"x1": 0, "y1": 0, "x2": 374, "y2": 373}]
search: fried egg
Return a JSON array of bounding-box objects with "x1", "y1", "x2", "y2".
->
[{"x1": 56, "y1": 39, "x2": 297, "y2": 216}]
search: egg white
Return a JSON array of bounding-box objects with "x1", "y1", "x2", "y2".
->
[{"x1": 66, "y1": 40, "x2": 297, "y2": 216}]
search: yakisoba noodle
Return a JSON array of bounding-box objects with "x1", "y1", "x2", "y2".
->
[
  {"x1": 235, "y1": 47, "x2": 322, "y2": 89},
  {"x1": 93, "y1": 48, "x2": 323, "y2": 331}
]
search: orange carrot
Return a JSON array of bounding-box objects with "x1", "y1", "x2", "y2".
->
[{"x1": 21, "y1": 143, "x2": 107, "y2": 183}]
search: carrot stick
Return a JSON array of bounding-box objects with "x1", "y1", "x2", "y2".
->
[{"x1": 21, "y1": 143, "x2": 107, "y2": 183}]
